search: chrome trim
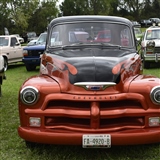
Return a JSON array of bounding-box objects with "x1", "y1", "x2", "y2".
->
[
  {"x1": 74, "y1": 82, "x2": 116, "y2": 90},
  {"x1": 155, "y1": 53, "x2": 158, "y2": 62},
  {"x1": 150, "y1": 86, "x2": 160, "y2": 105},
  {"x1": 20, "y1": 86, "x2": 39, "y2": 105}
]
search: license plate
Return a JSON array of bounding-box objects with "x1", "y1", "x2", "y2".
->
[{"x1": 82, "y1": 134, "x2": 111, "y2": 148}]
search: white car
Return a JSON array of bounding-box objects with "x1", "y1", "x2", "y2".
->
[
  {"x1": 12, "y1": 34, "x2": 24, "y2": 43},
  {"x1": 141, "y1": 25, "x2": 160, "y2": 68},
  {"x1": 0, "y1": 55, "x2": 6, "y2": 96},
  {"x1": 0, "y1": 35, "x2": 23, "y2": 70}
]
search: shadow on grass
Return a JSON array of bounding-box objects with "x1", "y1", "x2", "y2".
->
[
  {"x1": 25, "y1": 142, "x2": 160, "y2": 160},
  {"x1": 145, "y1": 62, "x2": 160, "y2": 69},
  {"x1": 8, "y1": 62, "x2": 25, "y2": 69},
  {"x1": 8, "y1": 62, "x2": 40, "y2": 72}
]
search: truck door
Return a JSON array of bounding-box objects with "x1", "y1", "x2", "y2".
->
[{"x1": 9, "y1": 37, "x2": 23, "y2": 61}]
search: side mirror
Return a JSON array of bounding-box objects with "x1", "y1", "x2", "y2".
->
[
  {"x1": 15, "y1": 42, "x2": 20, "y2": 46},
  {"x1": 136, "y1": 38, "x2": 141, "y2": 46},
  {"x1": 136, "y1": 37, "x2": 141, "y2": 42}
]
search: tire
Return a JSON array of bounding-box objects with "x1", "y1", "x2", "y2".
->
[
  {"x1": 0, "y1": 85, "x2": 1, "y2": 97},
  {"x1": 25, "y1": 141, "x2": 37, "y2": 148},
  {"x1": 4, "y1": 58, "x2": 8, "y2": 71},
  {"x1": 25, "y1": 141, "x2": 44, "y2": 148},
  {"x1": 0, "y1": 76, "x2": 2, "y2": 84},
  {"x1": 25, "y1": 65, "x2": 36, "y2": 71},
  {"x1": 143, "y1": 60, "x2": 150, "y2": 69}
]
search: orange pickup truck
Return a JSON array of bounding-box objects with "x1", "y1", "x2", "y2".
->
[{"x1": 18, "y1": 15, "x2": 160, "y2": 148}]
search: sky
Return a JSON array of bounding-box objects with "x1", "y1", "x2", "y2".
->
[{"x1": 57, "y1": 0, "x2": 64, "y2": 5}]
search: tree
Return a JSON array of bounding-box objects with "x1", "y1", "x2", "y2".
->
[
  {"x1": 152, "y1": 0, "x2": 160, "y2": 17},
  {"x1": 60, "y1": 0, "x2": 88, "y2": 15},
  {"x1": 0, "y1": 0, "x2": 59, "y2": 35},
  {"x1": 0, "y1": 0, "x2": 40, "y2": 34},
  {"x1": 1, "y1": 0, "x2": 160, "y2": 36},
  {"x1": 118, "y1": 0, "x2": 144, "y2": 21},
  {"x1": 60, "y1": 0, "x2": 111, "y2": 16},
  {"x1": 29, "y1": 0, "x2": 59, "y2": 35},
  {"x1": 140, "y1": 0, "x2": 153, "y2": 19},
  {"x1": 109, "y1": 0, "x2": 120, "y2": 16},
  {"x1": 0, "y1": 0, "x2": 11, "y2": 34}
]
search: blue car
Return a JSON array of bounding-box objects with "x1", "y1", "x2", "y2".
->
[{"x1": 22, "y1": 33, "x2": 47, "y2": 71}]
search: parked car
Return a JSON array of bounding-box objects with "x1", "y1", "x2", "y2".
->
[
  {"x1": 150, "y1": 18, "x2": 160, "y2": 25},
  {"x1": 18, "y1": 15, "x2": 160, "y2": 148},
  {"x1": 141, "y1": 25, "x2": 160, "y2": 68},
  {"x1": 94, "y1": 30, "x2": 111, "y2": 42},
  {"x1": 22, "y1": 32, "x2": 47, "y2": 71},
  {"x1": 27, "y1": 32, "x2": 37, "y2": 42},
  {"x1": 134, "y1": 27, "x2": 143, "y2": 41},
  {"x1": 0, "y1": 55, "x2": 6, "y2": 96},
  {"x1": 12, "y1": 34, "x2": 24, "y2": 43},
  {"x1": 132, "y1": 21, "x2": 141, "y2": 27},
  {"x1": 0, "y1": 35, "x2": 23, "y2": 70},
  {"x1": 140, "y1": 19, "x2": 152, "y2": 27}
]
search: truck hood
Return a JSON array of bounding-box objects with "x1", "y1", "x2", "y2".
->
[
  {"x1": 23, "y1": 45, "x2": 45, "y2": 51},
  {"x1": 41, "y1": 48, "x2": 137, "y2": 90}
]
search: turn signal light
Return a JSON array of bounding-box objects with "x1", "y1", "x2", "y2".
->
[
  {"x1": 149, "y1": 117, "x2": 160, "y2": 127},
  {"x1": 29, "y1": 117, "x2": 41, "y2": 127}
]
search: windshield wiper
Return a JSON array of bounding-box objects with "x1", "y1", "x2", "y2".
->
[
  {"x1": 49, "y1": 41, "x2": 131, "y2": 50},
  {"x1": 59, "y1": 42, "x2": 122, "y2": 50}
]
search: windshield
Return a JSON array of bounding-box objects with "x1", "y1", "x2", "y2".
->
[
  {"x1": 134, "y1": 28, "x2": 141, "y2": 34},
  {"x1": 146, "y1": 29, "x2": 160, "y2": 40},
  {"x1": 49, "y1": 22, "x2": 133, "y2": 48},
  {"x1": 0, "y1": 37, "x2": 9, "y2": 46},
  {"x1": 36, "y1": 33, "x2": 47, "y2": 44}
]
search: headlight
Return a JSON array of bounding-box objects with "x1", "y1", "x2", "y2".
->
[
  {"x1": 20, "y1": 86, "x2": 39, "y2": 105},
  {"x1": 150, "y1": 86, "x2": 160, "y2": 105},
  {"x1": 23, "y1": 50, "x2": 28, "y2": 56}
]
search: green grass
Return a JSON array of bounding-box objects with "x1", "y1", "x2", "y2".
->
[{"x1": 0, "y1": 63, "x2": 160, "y2": 160}]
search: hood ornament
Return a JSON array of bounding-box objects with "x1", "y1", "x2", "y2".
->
[{"x1": 74, "y1": 82, "x2": 116, "y2": 91}]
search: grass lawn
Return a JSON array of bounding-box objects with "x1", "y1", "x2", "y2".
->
[{"x1": 0, "y1": 63, "x2": 160, "y2": 160}]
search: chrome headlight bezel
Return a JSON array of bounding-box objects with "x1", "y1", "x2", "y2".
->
[
  {"x1": 20, "y1": 86, "x2": 39, "y2": 105},
  {"x1": 23, "y1": 49, "x2": 28, "y2": 56},
  {"x1": 150, "y1": 86, "x2": 160, "y2": 105}
]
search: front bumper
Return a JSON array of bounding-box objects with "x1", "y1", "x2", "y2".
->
[
  {"x1": 18, "y1": 92, "x2": 160, "y2": 146},
  {"x1": 144, "y1": 53, "x2": 160, "y2": 62},
  {"x1": 18, "y1": 127, "x2": 160, "y2": 145},
  {"x1": 22, "y1": 57, "x2": 40, "y2": 65}
]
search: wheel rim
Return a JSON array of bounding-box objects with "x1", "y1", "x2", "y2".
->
[{"x1": 4, "y1": 59, "x2": 8, "y2": 71}]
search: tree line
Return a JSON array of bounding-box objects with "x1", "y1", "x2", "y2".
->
[{"x1": 0, "y1": 0, "x2": 160, "y2": 36}]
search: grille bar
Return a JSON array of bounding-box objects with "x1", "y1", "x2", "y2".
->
[{"x1": 41, "y1": 93, "x2": 148, "y2": 110}]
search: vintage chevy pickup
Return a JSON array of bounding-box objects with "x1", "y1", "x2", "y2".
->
[
  {"x1": 18, "y1": 16, "x2": 160, "y2": 148},
  {"x1": 0, "y1": 35, "x2": 23, "y2": 70}
]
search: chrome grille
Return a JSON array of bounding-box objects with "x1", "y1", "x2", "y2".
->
[
  {"x1": 154, "y1": 47, "x2": 160, "y2": 53},
  {"x1": 28, "y1": 50, "x2": 44, "y2": 56}
]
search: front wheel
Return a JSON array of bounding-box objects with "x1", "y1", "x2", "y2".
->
[
  {"x1": 25, "y1": 141, "x2": 37, "y2": 148},
  {"x1": 4, "y1": 58, "x2": 8, "y2": 71},
  {"x1": 0, "y1": 85, "x2": 1, "y2": 97},
  {"x1": 143, "y1": 60, "x2": 150, "y2": 69},
  {"x1": 25, "y1": 141, "x2": 45, "y2": 149},
  {"x1": 25, "y1": 64, "x2": 36, "y2": 71}
]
